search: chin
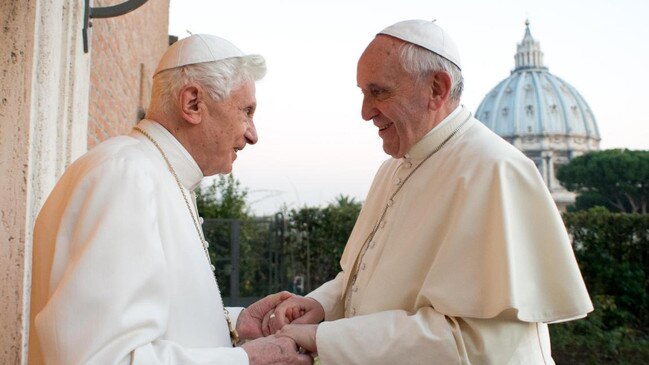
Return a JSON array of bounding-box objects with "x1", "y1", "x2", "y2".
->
[
  {"x1": 205, "y1": 166, "x2": 232, "y2": 176},
  {"x1": 382, "y1": 145, "x2": 398, "y2": 158},
  {"x1": 218, "y1": 166, "x2": 233, "y2": 175}
]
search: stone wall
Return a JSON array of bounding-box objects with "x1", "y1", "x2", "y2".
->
[{"x1": 0, "y1": 2, "x2": 37, "y2": 363}]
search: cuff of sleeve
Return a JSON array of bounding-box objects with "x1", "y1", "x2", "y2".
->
[
  {"x1": 314, "y1": 320, "x2": 345, "y2": 365},
  {"x1": 307, "y1": 291, "x2": 342, "y2": 321},
  {"x1": 227, "y1": 307, "x2": 245, "y2": 328}
]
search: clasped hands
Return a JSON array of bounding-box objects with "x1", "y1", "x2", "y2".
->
[{"x1": 235, "y1": 291, "x2": 325, "y2": 365}]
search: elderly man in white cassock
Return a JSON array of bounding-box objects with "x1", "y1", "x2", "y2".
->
[
  {"x1": 29, "y1": 34, "x2": 313, "y2": 365},
  {"x1": 265, "y1": 20, "x2": 594, "y2": 364}
]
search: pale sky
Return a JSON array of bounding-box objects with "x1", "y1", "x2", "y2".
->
[{"x1": 168, "y1": 0, "x2": 649, "y2": 216}]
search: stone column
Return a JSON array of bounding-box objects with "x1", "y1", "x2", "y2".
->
[
  {"x1": 542, "y1": 150, "x2": 559, "y2": 190},
  {"x1": 0, "y1": 0, "x2": 89, "y2": 363},
  {"x1": 547, "y1": 152, "x2": 556, "y2": 191},
  {"x1": 540, "y1": 150, "x2": 549, "y2": 187}
]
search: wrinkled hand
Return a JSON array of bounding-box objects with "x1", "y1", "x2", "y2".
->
[
  {"x1": 242, "y1": 335, "x2": 313, "y2": 365},
  {"x1": 277, "y1": 324, "x2": 319, "y2": 355},
  {"x1": 264, "y1": 296, "x2": 324, "y2": 335},
  {"x1": 237, "y1": 291, "x2": 294, "y2": 341}
]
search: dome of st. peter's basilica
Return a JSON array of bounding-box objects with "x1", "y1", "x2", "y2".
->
[{"x1": 475, "y1": 20, "x2": 601, "y2": 210}]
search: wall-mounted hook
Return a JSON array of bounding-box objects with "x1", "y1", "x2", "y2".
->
[{"x1": 82, "y1": 0, "x2": 149, "y2": 53}]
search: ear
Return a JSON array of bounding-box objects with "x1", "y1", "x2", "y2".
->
[
  {"x1": 428, "y1": 71, "x2": 452, "y2": 111},
  {"x1": 178, "y1": 83, "x2": 207, "y2": 125}
]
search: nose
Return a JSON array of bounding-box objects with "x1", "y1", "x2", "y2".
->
[
  {"x1": 361, "y1": 95, "x2": 378, "y2": 121},
  {"x1": 244, "y1": 119, "x2": 258, "y2": 145}
]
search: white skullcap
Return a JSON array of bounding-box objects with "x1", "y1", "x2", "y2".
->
[
  {"x1": 378, "y1": 19, "x2": 462, "y2": 70},
  {"x1": 154, "y1": 34, "x2": 247, "y2": 76}
]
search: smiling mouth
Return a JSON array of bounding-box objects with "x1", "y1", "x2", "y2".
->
[{"x1": 378, "y1": 123, "x2": 393, "y2": 131}]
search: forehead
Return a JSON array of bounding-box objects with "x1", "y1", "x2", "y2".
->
[{"x1": 357, "y1": 36, "x2": 409, "y2": 86}]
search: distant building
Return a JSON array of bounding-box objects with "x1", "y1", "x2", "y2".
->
[{"x1": 476, "y1": 20, "x2": 601, "y2": 211}]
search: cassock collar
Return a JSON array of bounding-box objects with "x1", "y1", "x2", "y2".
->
[
  {"x1": 131, "y1": 119, "x2": 204, "y2": 191},
  {"x1": 405, "y1": 105, "x2": 470, "y2": 161}
]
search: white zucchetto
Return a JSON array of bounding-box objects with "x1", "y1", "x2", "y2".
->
[
  {"x1": 154, "y1": 34, "x2": 248, "y2": 76},
  {"x1": 379, "y1": 19, "x2": 462, "y2": 70}
]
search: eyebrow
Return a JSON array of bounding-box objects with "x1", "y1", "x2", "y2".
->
[{"x1": 359, "y1": 83, "x2": 387, "y2": 90}]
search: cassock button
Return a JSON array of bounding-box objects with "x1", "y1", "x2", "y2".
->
[
  {"x1": 380, "y1": 221, "x2": 386, "y2": 228},
  {"x1": 352, "y1": 286, "x2": 358, "y2": 293},
  {"x1": 406, "y1": 161, "x2": 413, "y2": 169},
  {"x1": 370, "y1": 241, "x2": 376, "y2": 248},
  {"x1": 387, "y1": 199, "x2": 393, "y2": 207},
  {"x1": 210, "y1": 264, "x2": 216, "y2": 272},
  {"x1": 199, "y1": 217, "x2": 204, "y2": 224},
  {"x1": 396, "y1": 178, "x2": 402, "y2": 186},
  {"x1": 361, "y1": 263, "x2": 366, "y2": 270}
]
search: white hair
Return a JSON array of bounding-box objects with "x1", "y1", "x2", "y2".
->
[
  {"x1": 399, "y1": 43, "x2": 464, "y2": 101},
  {"x1": 147, "y1": 55, "x2": 266, "y2": 117}
]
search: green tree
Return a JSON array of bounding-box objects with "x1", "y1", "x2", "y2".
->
[
  {"x1": 196, "y1": 174, "x2": 249, "y2": 219},
  {"x1": 551, "y1": 208, "x2": 649, "y2": 364},
  {"x1": 284, "y1": 195, "x2": 362, "y2": 293},
  {"x1": 196, "y1": 174, "x2": 272, "y2": 299},
  {"x1": 556, "y1": 149, "x2": 649, "y2": 214}
]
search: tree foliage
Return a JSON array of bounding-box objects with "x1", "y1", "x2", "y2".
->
[
  {"x1": 556, "y1": 149, "x2": 649, "y2": 214},
  {"x1": 551, "y1": 208, "x2": 649, "y2": 364},
  {"x1": 195, "y1": 177, "x2": 364, "y2": 301},
  {"x1": 283, "y1": 195, "x2": 362, "y2": 293},
  {"x1": 197, "y1": 174, "x2": 272, "y2": 300},
  {"x1": 196, "y1": 174, "x2": 249, "y2": 219}
]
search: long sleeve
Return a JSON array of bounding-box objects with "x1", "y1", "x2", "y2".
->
[
  {"x1": 315, "y1": 306, "x2": 465, "y2": 365},
  {"x1": 306, "y1": 273, "x2": 344, "y2": 321},
  {"x1": 457, "y1": 313, "x2": 554, "y2": 364},
  {"x1": 315, "y1": 307, "x2": 550, "y2": 365},
  {"x1": 30, "y1": 154, "x2": 248, "y2": 365}
]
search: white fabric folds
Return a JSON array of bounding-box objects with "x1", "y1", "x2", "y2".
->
[
  {"x1": 29, "y1": 120, "x2": 248, "y2": 364},
  {"x1": 337, "y1": 106, "x2": 592, "y2": 323}
]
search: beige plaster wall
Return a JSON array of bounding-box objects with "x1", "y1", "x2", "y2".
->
[
  {"x1": 1, "y1": 0, "x2": 90, "y2": 363},
  {"x1": 1, "y1": 2, "x2": 38, "y2": 363}
]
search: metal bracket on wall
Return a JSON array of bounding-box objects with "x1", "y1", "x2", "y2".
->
[{"x1": 82, "y1": 0, "x2": 150, "y2": 53}]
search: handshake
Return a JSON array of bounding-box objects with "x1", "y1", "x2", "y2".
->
[{"x1": 235, "y1": 291, "x2": 325, "y2": 365}]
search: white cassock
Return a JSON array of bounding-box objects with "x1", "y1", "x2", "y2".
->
[
  {"x1": 29, "y1": 120, "x2": 249, "y2": 364},
  {"x1": 308, "y1": 106, "x2": 593, "y2": 365}
]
